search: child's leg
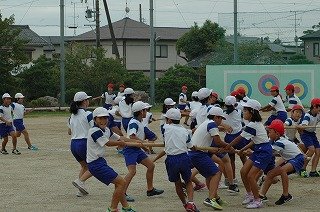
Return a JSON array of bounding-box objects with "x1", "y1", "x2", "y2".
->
[
  {"x1": 124, "y1": 165, "x2": 137, "y2": 192},
  {"x1": 21, "y1": 129, "x2": 32, "y2": 147},
  {"x1": 311, "y1": 148, "x2": 320, "y2": 172},
  {"x1": 303, "y1": 146, "x2": 315, "y2": 169},
  {"x1": 207, "y1": 171, "x2": 222, "y2": 199},
  {"x1": 247, "y1": 166, "x2": 263, "y2": 199},
  {"x1": 260, "y1": 167, "x2": 281, "y2": 196},
  {"x1": 2, "y1": 136, "x2": 9, "y2": 150},
  {"x1": 240, "y1": 159, "x2": 253, "y2": 193},
  {"x1": 9, "y1": 131, "x2": 18, "y2": 150},
  {"x1": 111, "y1": 175, "x2": 127, "y2": 210},
  {"x1": 212, "y1": 155, "x2": 225, "y2": 178},
  {"x1": 221, "y1": 155, "x2": 234, "y2": 185},
  {"x1": 79, "y1": 161, "x2": 92, "y2": 181},
  {"x1": 185, "y1": 180, "x2": 194, "y2": 202},
  {"x1": 174, "y1": 179, "x2": 187, "y2": 205},
  {"x1": 140, "y1": 157, "x2": 155, "y2": 191},
  {"x1": 229, "y1": 153, "x2": 236, "y2": 180},
  {"x1": 191, "y1": 168, "x2": 204, "y2": 186},
  {"x1": 279, "y1": 163, "x2": 295, "y2": 196}
]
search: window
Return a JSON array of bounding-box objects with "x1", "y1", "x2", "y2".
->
[
  {"x1": 156, "y1": 45, "x2": 168, "y2": 58},
  {"x1": 313, "y1": 43, "x2": 319, "y2": 57}
]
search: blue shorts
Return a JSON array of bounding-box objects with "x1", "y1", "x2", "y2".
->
[
  {"x1": 165, "y1": 153, "x2": 192, "y2": 182},
  {"x1": 88, "y1": 157, "x2": 118, "y2": 186},
  {"x1": 249, "y1": 143, "x2": 273, "y2": 171},
  {"x1": 103, "y1": 103, "x2": 112, "y2": 110},
  {"x1": 264, "y1": 156, "x2": 275, "y2": 174},
  {"x1": 209, "y1": 139, "x2": 226, "y2": 158},
  {"x1": 225, "y1": 131, "x2": 250, "y2": 150},
  {"x1": 144, "y1": 127, "x2": 156, "y2": 141},
  {"x1": 282, "y1": 154, "x2": 304, "y2": 174},
  {"x1": 0, "y1": 123, "x2": 15, "y2": 137},
  {"x1": 123, "y1": 147, "x2": 148, "y2": 166},
  {"x1": 13, "y1": 119, "x2": 25, "y2": 132},
  {"x1": 265, "y1": 111, "x2": 287, "y2": 126},
  {"x1": 122, "y1": 117, "x2": 132, "y2": 133},
  {"x1": 300, "y1": 131, "x2": 320, "y2": 148},
  {"x1": 178, "y1": 104, "x2": 187, "y2": 110},
  {"x1": 70, "y1": 138, "x2": 87, "y2": 162},
  {"x1": 189, "y1": 151, "x2": 219, "y2": 178},
  {"x1": 114, "y1": 121, "x2": 121, "y2": 130}
]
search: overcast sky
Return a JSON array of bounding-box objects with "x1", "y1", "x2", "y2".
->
[{"x1": 1, "y1": 0, "x2": 319, "y2": 43}]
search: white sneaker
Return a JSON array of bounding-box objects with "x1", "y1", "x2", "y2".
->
[
  {"x1": 246, "y1": 199, "x2": 263, "y2": 209},
  {"x1": 218, "y1": 181, "x2": 228, "y2": 189},
  {"x1": 242, "y1": 193, "x2": 254, "y2": 205},
  {"x1": 72, "y1": 179, "x2": 89, "y2": 195},
  {"x1": 233, "y1": 178, "x2": 239, "y2": 185}
]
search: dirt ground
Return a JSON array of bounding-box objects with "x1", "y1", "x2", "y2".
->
[{"x1": 1, "y1": 112, "x2": 320, "y2": 212}]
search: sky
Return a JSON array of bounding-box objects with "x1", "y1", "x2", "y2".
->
[{"x1": 0, "y1": 0, "x2": 320, "y2": 43}]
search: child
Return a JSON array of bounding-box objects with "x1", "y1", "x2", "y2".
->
[
  {"x1": 260, "y1": 86, "x2": 287, "y2": 126},
  {"x1": 284, "y1": 84, "x2": 303, "y2": 112},
  {"x1": 69, "y1": 91, "x2": 93, "y2": 197},
  {"x1": 160, "y1": 98, "x2": 176, "y2": 137},
  {"x1": 189, "y1": 106, "x2": 227, "y2": 210},
  {"x1": 297, "y1": 98, "x2": 320, "y2": 177},
  {"x1": 12, "y1": 93, "x2": 38, "y2": 150},
  {"x1": 86, "y1": 107, "x2": 136, "y2": 212},
  {"x1": 195, "y1": 88, "x2": 214, "y2": 126},
  {"x1": 237, "y1": 87, "x2": 250, "y2": 103},
  {"x1": 259, "y1": 119, "x2": 304, "y2": 205},
  {"x1": 284, "y1": 104, "x2": 304, "y2": 145},
  {"x1": 189, "y1": 92, "x2": 201, "y2": 130},
  {"x1": 123, "y1": 101, "x2": 164, "y2": 202},
  {"x1": 117, "y1": 84, "x2": 126, "y2": 97},
  {"x1": 119, "y1": 88, "x2": 135, "y2": 132},
  {"x1": 0, "y1": 93, "x2": 20, "y2": 155},
  {"x1": 142, "y1": 103, "x2": 157, "y2": 154},
  {"x1": 178, "y1": 85, "x2": 190, "y2": 126},
  {"x1": 109, "y1": 96, "x2": 124, "y2": 132},
  {"x1": 155, "y1": 108, "x2": 199, "y2": 211},
  {"x1": 93, "y1": 83, "x2": 116, "y2": 110},
  {"x1": 227, "y1": 99, "x2": 273, "y2": 209}
]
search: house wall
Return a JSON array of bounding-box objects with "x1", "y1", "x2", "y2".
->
[{"x1": 304, "y1": 40, "x2": 320, "y2": 64}]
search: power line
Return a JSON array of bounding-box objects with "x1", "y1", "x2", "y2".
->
[
  {"x1": 19, "y1": 0, "x2": 34, "y2": 24},
  {"x1": 172, "y1": 0, "x2": 188, "y2": 27}
]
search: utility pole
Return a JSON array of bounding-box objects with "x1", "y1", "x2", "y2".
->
[
  {"x1": 139, "y1": 4, "x2": 142, "y2": 22},
  {"x1": 149, "y1": 0, "x2": 155, "y2": 105},
  {"x1": 294, "y1": 11, "x2": 298, "y2": 53},
  {"x1": 59, "y1": 0, "x2": 65, "y2": 106},
  {"x1": 233, "y1": 0, "x2": 238, "y2": 64},
  {"x1": 95, "y1": 0, "x2": 100, "y2": 47}
]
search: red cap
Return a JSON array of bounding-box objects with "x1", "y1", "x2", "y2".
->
[
  {"x1": 237, "y1": 87, "x2": 246, "y2": 95},
  {"x1": 270, "y1": 85, "x2": 279, "y2": 91},
  {"x1": 230, "y1": 90, "x2": 239, "y2": 97},
  {"x1": 291, "y1": 104, "x2": 303, "y2": 112},
  {"x1": 268, "y1": 119, "x2": 285, "y2": 136},
  {"x1": 107, "y1": 83, "x2": 114, "y2": 88},
  {"x1": 119, "y1": 84, "x2": 125, "y2": 88},
  {"x1": 211, "y1": 92, "x2": 218, "y2": 99},
  {"x1": 181, "y1": 85, "x2": 187, "y2": 90},
  {"x1": 285, "y1": 84, "x2": 294, "y2": 91},
  {"x1": 311, "y1": 98, "x2": 320, "y2": 106}
]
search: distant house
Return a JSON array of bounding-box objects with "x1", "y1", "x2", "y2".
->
[
  {"x1": 299, "y1": 30, "x2": 320, "y2": 64},
  {"x1": 41, "y1": 36, "x2": 74, "y2": 59},
  {"x1": 70, "y1": 17, "x2": 189, "y2": 74}
]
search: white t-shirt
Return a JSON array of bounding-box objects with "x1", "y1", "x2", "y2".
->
[
  {"x1": 223, "y1": 109, "x2": 242, "y2": 134},
  {"x1": 179, "y1": 93, "x2": 187, "y2": 105},
  {"x1": 189, "y1": 101, "x2": 201, "y2": 111},
  {"x1": 301, "y1": 112, "x2": 320, "y2": 132},
  {"x1": 284, "y1": 117, "x2": 300, "y2": 141},
  {"x1": 87, "y1": 126, "x2": 120, "y2": 163},
  {"x1": 269, "y1": 95, "x2": 286, "y2": 112},
  {"x1": 163, "y1": 124, "x2": 192, "y2": 155},
  {"x1": 127, "y1": 118, "x2": 145, "y2": 140},
  {"x1": 102, "y1": 92, "x2": 116, "y2": 104},
  {"x1": 195, "y1": 104, "x2": 209, "y2": 126},
  {"x1": 0, "y1": 105, "x2": 13, "y2": 123},
  {"x1": 142, "y1": 112, "x2": 153, "y2": 127},
  {"x1": 119, "y1": 99, "x2": 133, "y2": 118},
  {"x1": 11, "y1": 103, "x2": 25, "y2": 120},
  {"x1": 191, "y1": 119, "x2": 219, "y2": 147},
  {"x1": 117, "y1": 92, "x2": 125, "y2": 97},
  {"x1": 284, "y1": 94, "x2": 303, "y2": 110},
  {"x1": 108, "y1": 106, "x2": 122, "y2": 122},
  {"x1": 272, "y1": 137, "x2": 302, "y2": 161},
  {"x1": 241, "y1": 121, "x2": 269, "y2": 145},
  {"x1": 68, "y1": 109, "x2": 94, "y2": 139}
]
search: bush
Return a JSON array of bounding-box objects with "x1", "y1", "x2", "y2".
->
[{"x1": 30, "y1": 96, "x2": 59, "y2": 107}]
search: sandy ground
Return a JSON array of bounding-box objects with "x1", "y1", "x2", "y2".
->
[{"x1": 1, "y1": 112, "x2": 320, "y2": 212}]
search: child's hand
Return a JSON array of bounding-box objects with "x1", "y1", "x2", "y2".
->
[
  {"x1": 118, "y1": 141, "x2": 126, "y2": 148},
  {"x1": 6, "y1": 121, "x2": 12, "y2": 126}
]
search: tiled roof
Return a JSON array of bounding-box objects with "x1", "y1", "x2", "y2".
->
[
  {"x1": 41, "y1": 36, "x2": 74, "y2": 45},
  {"x1": 11, "y1": 25, "x2": 49, "y2": 46},
  {"x1": 299, "y1": 30, "x2": 320, "y2": 40}
]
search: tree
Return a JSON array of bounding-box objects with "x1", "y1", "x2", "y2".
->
[
  {"x1": 303, "y1": 22, "x2": 320, "y2": 34},
  {"x1": 176, "y1": 20, "x2": 226, "y2": 62},
  {"x1": 287, "y1": 54, "x2": 314, "y2": 64}
]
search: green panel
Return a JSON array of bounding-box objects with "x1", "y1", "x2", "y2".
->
[{"x1": 206, "y1": 65, "x2": 320, "y2": 106}]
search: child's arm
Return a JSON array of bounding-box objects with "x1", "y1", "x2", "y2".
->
[
  {"x1": 0, "y1": 117, "x2": 11, "y2": 126},
  {"x1": 260, "y1": 104, "x2": 273, "y2": 112},
  {"x1": 212, "y1": 135, "x2": 228, "y2": 147},
  {"x1": 68, "y1": 128, "x2": 71, "y2": 135},
  {"x1": 226, "y1": 135, "x2": 243, "y2": 149},
  {"x1": 105, "y1": 140, "x2": 126, "y2": 148},
  {"x1": 153, "y1": 150, "x2": 166, "y2": 162},
  {"x1": 238, "y1": 141, "x2": 254, "y2": 154},
  {"x1": 218, "y1": 123, "x2": 233, "y2": 133}
]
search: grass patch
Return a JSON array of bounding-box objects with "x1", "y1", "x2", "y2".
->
[{"x1": 26, "y1": 110, "x2": 70, "y2": 118}]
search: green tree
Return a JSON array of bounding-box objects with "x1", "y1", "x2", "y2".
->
[
  {"x1": 176, "y1": 20, "x2": 226, "y2": 62},
  {"x1": 288, "y1": 54, "x2": 314, "y2": 64}
]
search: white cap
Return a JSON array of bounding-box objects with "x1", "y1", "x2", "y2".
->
[
  {"x1": 2, "y1": 93, "x2": 11, "y2": 99},
  {"x1": 93, "y1": 107, "x2": 109, "y2": 118},
  {"x1": 74, "y1": 91, "x2": 91, "y2": 102},
  {"x1": 164, "y1": 98, "x2": 176, "y2": 106},
  {"x1": 208, "y1": 107, "x2": 226, "y2": 119},
  {"x1": 191, "y1": 91, "x2": 198, "y2": 97},
  {"x1": 114, "y1": 96, "x2": 123, "y2": 105},
  {"x1": 132, "y1": 101, "x2": 148, "y2": 113},
  {"x1": 197, "y1": 88, "x2": 212, "y2": 100},
  {"x1": 242, "y1": 99, "x2": 261, "y2": 111},
  {"x1": 163, "y1": 108, "x2": 181, "y2": 120},
  {"x1": 145, "y1": 103, "x2": 152, "y2": 108},
  {"x1": 225, "y1": 96, "x2": 236, "y2": 106},
  {"x1": 14, "y1": 93, "x2": 25, "y2": 99},
  {"x1": 124, "y1": 88, "x2": 134, "y2": 95}
]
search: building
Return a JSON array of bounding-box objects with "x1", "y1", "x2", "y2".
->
[{"x1": 299, "y1": 30, "x2": 320, "y2": 64}]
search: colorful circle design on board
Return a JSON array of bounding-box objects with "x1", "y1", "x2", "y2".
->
[
  {"x1": 230, "y1": 80, "x2": 252, "y2": 97},
  {"x1": 258, "y1": 74, "x2": 280, "y2": 96},
  {"x1": 288, "y1": 79, "x2": 308, "y2": 100}
]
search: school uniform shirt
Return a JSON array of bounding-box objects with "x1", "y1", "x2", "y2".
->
[
  {"x1": 284, "y1": 117, "x2": 300, "y2": 141},
  {"x1": 223, "y1": 109, "x2": 242, "y2": 134},
  {"x1": 195, "y1": 105, "x2": 209, "y2": 126},
  {"x1": 87, "y1": 126, "x2": 120, "y2": 163},
  {"x1": 269, "y1": 95, "x2": 286, "y2": 112},
  {"x1": 243, "y1": 96, "x2": 250, "y2": 102},
  {"x1": 163, "y1": 124, "x2": 192, "y2": 155},
  {"x1": 119, "y1": 99, "x2": 133, "y2": 118},
  {"x1": 241, "y1": 122, "x2": 269, "y2": 144},
  {"x1": 189, "y1": 101, "x2": 201, "y2": 111},
  {"x1": 301, "y1": 112, "x2": 320, "y2": 133},
  {"x1": 108, "y1": 106, "x2": 122, "y2": 122},
  {"x1": 142, "y1": 112, "x2": 153, "y2": 127},
  {"x1": 68, "y1": 109, "x2": 94, "y2": 139},
  {"x1": 0, "y1": 105, "x2": 13, "y2": 123},
  {"x1": 272, "y1": 137, "x2": 302, "y2": 161},
  {"x1": 11, "y1": 103, "x2": 25, "y2": 119},
  {"x1": 191, "y1": 119, "x2": 219, "y2": 147},
  {"x1": 117, "y1": 92, "x2": 125, "y2": 97},
  {"x1": 102, "y1": 92, "x2": 116, "y2": 105},
  {"x1": 284, "y1": 94, "x2": 303, "y2": 110},
  {"x1": 127, "y1": 118, "x2": 145, "y2": 140},
  {"x1": 179, "y1": 93, "x2": 187, "y2": 106}
]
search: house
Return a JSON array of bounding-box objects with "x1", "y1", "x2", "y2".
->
[
  {"x1": 299, "y1": 30, "x2": 320, "y2": 64},
  {"x1": 70, "y1": 17, "x2": 189, "y2": 75},
  {"x1": 41, "y1": 36, "x2": 74, "y2": 59}
]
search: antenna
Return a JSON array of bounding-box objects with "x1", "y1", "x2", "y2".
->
[
  {"x1": 125, "y1": 0, "x2": 130, "y2": 17},
  {"x1": 68, "y1": 1, "x2": 79, "y2": 36}
]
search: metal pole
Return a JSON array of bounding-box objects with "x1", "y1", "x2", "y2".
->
[
  {"x1": 149, "y1": 0, "x2": 155, "y2": 105},
  {"x1": 60, "y1": 0, "x2": 65, "y2": 106},
  {"x1": 233, "y1": 0, "x2": 238, "y2": 64},
  {"x1": 139, "y1": 4, "x2": 142, "y2": 22},
  {"x1": 95, "y1": 0, "x2": 100, "y2": 47}
]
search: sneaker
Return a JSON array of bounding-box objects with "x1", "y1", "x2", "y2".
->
[
  {"x1": 228, "y1": 184, "x2": 240, "y2": 193},
  {"x1": 216, "y1": 197, "x2": 227, "y2": 206},
  {"x1": 242, "y1": 193, "x2": 254, "y2": 205},
  {"x1": 259, "y1": 195, "x2": 268, "y2": 202},
  {"x1": 28, "y1": 145, "x2": 39, "y2": 150},
  {"x1": 193, "y1": 183, "x2": 206, "y2": 191},
  {"x1": 184, "y1": 202, "x2": 199, "y2": 212},
  {"x1": 203, "y1": 198, "x2": 223, "y2": 210},
  {"x1": 72, "y1": 179, "x2": 89, "y2": 195},
  {"x1": 218, "y1": 181, "x2": 228, "y2": 189},
  {"x1": 1, "y1": 149, "x2": 9, "y2": 155},
  {"x1": 122, "y1": 206, "x2": 137, "y2": 212},
  {"x1": 233, "y1": 178, "x2": 239, "y2": 185},
  {"x1": 125, "y1": 194, "x2": 135, "y2": 202},
  {"x1": 246, "y1": 199, "x2": 263, "y2": 209},
  {"x1": 224, "y1": 179, "x2": 230, "y2": 187},
  {"x1": 275, "y1": 194, "x2": 292, "y2": 205},
  {"x1": 309, "y1": 171, "x2": 320, "y2": 177},
  {"x1": 107, "y1": 208, "x2": 119, "y2": 212},
  {"x1": 147, "y1": 188, "x2": 164, "y2": 196},
  {"x1": 299, "y1": 170, "x2": 308, "y2": 178},
  {"x1": 12, "y1": 149, "x2": 21, "y2": 155}
]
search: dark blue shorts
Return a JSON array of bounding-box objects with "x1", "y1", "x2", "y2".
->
[
  {"x1": 249, "y1": 143, "x2": 273, "y2": 171},
  {"x1": 165, "y1": 153, "x2": 192, "y2": 182},
  {"x1": 0, "y1": 123, "x2": 15, "y2": 137},
  {"x1": 103, "y1": 103, "x2": 112, "y2": 110},
  {"x1": 225, "y1": 131, "x2": 250, "y2": 150},
  {"x1": 122, "y1": 117, "x2": 132, "y2": 133},
  {"x1": 265, "y1": 111, "x2": 287, "y2": 126},
  {"x1": 114, "y1": 121, "x2": 121, "y2": 130},
  {"x1": 88, "y1": 157, "x2": 118, "y2": 186},
  {"x1": 13, "y1": 119, "x2": 25, "y2": 132},
  {"x1": 189, "y1": 151, "x2": 219, "y2": 178},
  {"x1": 283, "y1": 154, "x2": 304, "y2": 174},
  {"x1": 144, "y1": 127, "x2": 156, "y2": 141},
  {"x1": 178, "y1": 104, "x2": 187, "y2": 110},
  {"x1": 123, "y1": 147, "x2": 148, "y2": 166},
  {"x1": 301, "y1": 131, "x2": 320, "y2": 148},
  {"x1": 264, "y1": 156, "x2": 275, "y2": 174},
  {"x1": 70, "y1": 138, "x2": 87, "y2": 162}
]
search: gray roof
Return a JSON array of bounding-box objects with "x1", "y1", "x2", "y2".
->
[
  {"x1": 71, "y1": 17, "x2": 189, "y2": 41},
  {"x1": 41, "y1": 36, "x2": 74, "y2": 45},
  {"x1": 299, "y1": 30, "x2": 320, "y2": 40},
  {"x1": 11, "y1": 25, "x2": 49, "y2": 46},
  {"x1": 225, "y1": 36, "x2": 260, "y2": 44}
]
